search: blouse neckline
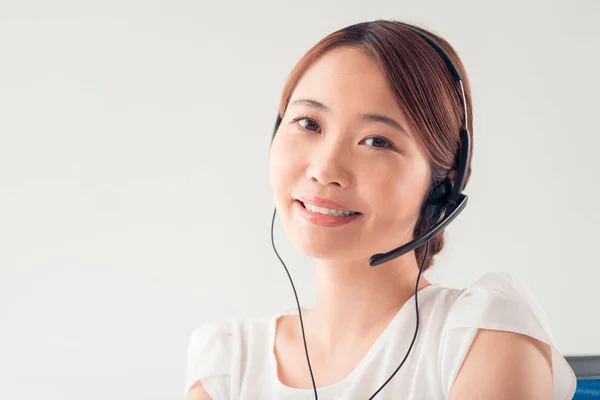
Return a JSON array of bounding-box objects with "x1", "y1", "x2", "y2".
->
[{"x1": 267, "y1": 283, "x2": 440, "y2": 396}]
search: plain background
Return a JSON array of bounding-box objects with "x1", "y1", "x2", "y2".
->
[{"x1": 1, "y1": 0, "x2": 599, "y2": 399}]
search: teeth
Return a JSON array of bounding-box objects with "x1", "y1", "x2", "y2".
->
[{"x1": 303, "y1": 202, "x2": 358, "y2": 217}]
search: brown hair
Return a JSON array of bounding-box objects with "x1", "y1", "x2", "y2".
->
[{"x1": 275, "y1": 19, "x2": 474, "y2": 271}]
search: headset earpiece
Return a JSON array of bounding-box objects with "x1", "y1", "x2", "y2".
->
[{"x1": 422, "y1": 176, "x2": 454, "y2": 225}]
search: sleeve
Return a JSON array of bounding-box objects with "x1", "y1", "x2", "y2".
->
[
  {"x1": 184, "y1": 320, "x2": 232, "y2": 400},
  {"x1": 438, "y1": 272, "x2": 577, "y2": 400}
]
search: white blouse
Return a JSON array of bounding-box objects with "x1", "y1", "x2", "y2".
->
[{"x1": 184, "y1": 272, "x2": 577, "y2": 399}]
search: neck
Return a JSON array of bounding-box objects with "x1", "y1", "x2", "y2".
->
[{"x1": 304, "y1": 252, "x2": 430, "y2": 350}]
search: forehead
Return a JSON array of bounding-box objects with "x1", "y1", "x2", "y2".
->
[{"x1": 289, "y1": 46, "x2": 404, "y2": 117}]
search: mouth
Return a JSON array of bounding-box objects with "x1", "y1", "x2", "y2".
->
[{"x1": 296, "y1": 200, "x2": 361, "y2": 218}]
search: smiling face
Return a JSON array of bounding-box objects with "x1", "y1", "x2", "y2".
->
[{"x1": 270, "y1": 45, "x2": 432, "y2": 263}]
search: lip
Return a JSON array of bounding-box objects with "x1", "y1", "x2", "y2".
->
[
  {"x1": 296, "y1": 196, "x2": 358, "y2": 213},
  {"x1": 294, "y1": 200, "x2": 361, "y2": 227}
]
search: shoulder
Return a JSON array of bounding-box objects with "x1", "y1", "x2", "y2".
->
[
  {"x1": 184, "y1": 319, "x2": 235, "y2": 399},
  {"x1": 186, "y1": 319, "x2": 236, "y2": 360},
  {"x1": 450, "y1": 328, "x2": 553, "y2": 399},
  {"x1": 439, "y1": 272, "x2": 577, "y2": 400},
  {"x1": 183, "y1": 313, "x2": 276, "y2": 398},
  {"x1": 442, "y1": 272, "x2": 553, "y2": 335}
]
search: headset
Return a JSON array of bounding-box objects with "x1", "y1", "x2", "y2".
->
[{"x1": 269, "y1": 23, "x2": 472, "y2": 399}]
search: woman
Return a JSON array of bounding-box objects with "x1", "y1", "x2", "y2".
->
[{"x1": 184, "y1": 20, "x2": 577, "y2": 399}]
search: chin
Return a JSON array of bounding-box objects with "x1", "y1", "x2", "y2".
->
[{"x1": 288, "y1": 230, "x2": 361, "y2": 261}]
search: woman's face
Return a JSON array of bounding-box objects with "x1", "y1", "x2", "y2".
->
[{"x1": 270, "y1": 46, "x2": 431, "y2": 263}]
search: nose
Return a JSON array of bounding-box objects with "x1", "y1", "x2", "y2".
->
[{"x1": 305, "y1": 138, "x2": 352, "y2": 188}]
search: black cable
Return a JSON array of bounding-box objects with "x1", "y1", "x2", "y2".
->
[
  {"x1": 368, "y1": 240, "x2": 429, "y2": 399},
  {"x1": 271, "y1": 207, "x2": 431, "y2": 399},
  {"x1": 270, "y1": 208, "x2": 319, "y2": 399}
]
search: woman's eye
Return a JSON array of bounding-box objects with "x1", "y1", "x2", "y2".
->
[
  {"x1": 364, "y1": 136, "x2": 394, "y2": 149},
  {"x1": 293, "y1": 117, "x2": 321, "y2": 132},
  {"x1": 289, "y1": 117, "x2": 394, "y2": 151}
]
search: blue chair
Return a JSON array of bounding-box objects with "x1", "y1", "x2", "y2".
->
[
  {"x1": 567, "y1": 356, "x2": 600, "y2": 399},
  {"x1": 574, "y1": 379, "x2": 600, "y2": 399}
]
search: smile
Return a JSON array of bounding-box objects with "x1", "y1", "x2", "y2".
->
[
  {"x1": 294, "y1": 200, "x2": 361, "y2": 227},
  {"x1": 301, "y1": 201, "x2": 360, "y2": 217}
]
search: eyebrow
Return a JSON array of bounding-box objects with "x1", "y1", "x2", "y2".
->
[{"x1": 289, "y1": 98, "x2": 410, "y2": 138}]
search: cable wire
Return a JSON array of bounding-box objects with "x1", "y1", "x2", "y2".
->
[{"x1": 271, "y1": 207, "x2": 431, "y2": 399}]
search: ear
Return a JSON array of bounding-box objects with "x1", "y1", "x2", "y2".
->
[{"x1": 448, "y1": 169, "x2": 457, "y2": 182}]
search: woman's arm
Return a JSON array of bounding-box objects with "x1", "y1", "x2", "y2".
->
[
  {"x1": 185, "y1": 381, "x2": 213, "y2": 400},
  {"x1": 449, "y1": 328, "x2": 553, "y2": 399}
]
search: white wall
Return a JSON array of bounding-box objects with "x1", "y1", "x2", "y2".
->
[{"x1": 1, "y1": 0, "x2": 598, "y2": 399}]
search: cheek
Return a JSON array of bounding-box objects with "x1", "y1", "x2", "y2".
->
[
  {"x1": 269, "y1": 136, "x2": 298, "y2": 204},
  {"x1": 364, "y1": 164, "x2": 428, "y2": 221}
]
